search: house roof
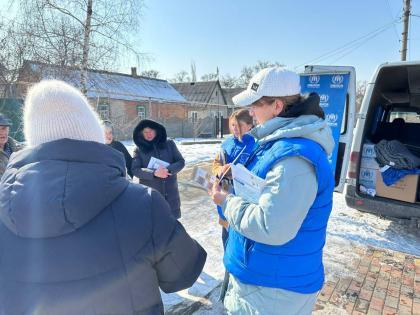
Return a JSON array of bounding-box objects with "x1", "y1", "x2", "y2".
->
[
  {"x1": 172, "y1": 81, "x2": 223, "y2": 104},
  {"x1": 222, "y1": 87, "x2": 246, "y2": 105},
  {"x1": 23, "y1": 61, "x2": 186, "y2": 103}
]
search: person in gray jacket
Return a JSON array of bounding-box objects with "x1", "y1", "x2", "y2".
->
[
  {"x1": 211, "y1": 68, "x2": 335, "y2": 315},
  {"x1": 0, "y1": 114, "x2": 21, "y2": 177},
  {"x1": 0, "y1": 80, "x2": 206, "y2": 315}
]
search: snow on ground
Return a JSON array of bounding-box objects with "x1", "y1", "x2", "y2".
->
[
  {"x1": 329, "y1": 193, "x2": 420, "y2": 256},
  {"x1": 122, "y1": 139, "x2": 221, "y2": 166}
]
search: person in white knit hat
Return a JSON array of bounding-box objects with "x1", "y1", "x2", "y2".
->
[
  {"x1": 210, "y1": 68, "x2": 334, "y2": 315},
  {"x1": 0, "y1": 80, "x2": 206, "y2": 314},
  {"x1": 23, "y1": 80, "x2": 105, "y2": 146}
]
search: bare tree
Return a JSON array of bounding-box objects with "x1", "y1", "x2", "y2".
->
[
  {"x1": 201, "y1": 72, "x2": 218, "y2": 81},
  {"x1": 220, "y1": 74, "x2": 239, "y2": 88},
  {"x1": 239, "y1": 60, "x2": 284, "y2": 87},
  {"x1": 190, "y1": 61, "x2": 196, "y2": 82},
  {"x1": 0, "y1": 16, "x2": 33, "y2": 96},
  {"x1": 13, "y1": 0, "x2": 145, "y2": 93},
  {"x1": 356, "y1": 80, "x2": 367, "y2": 113},
  {"x1": 170, "y1": 71, "x2": 191, "y2": 83},
  {"x1": 140, "y1": 70, "x2": 161, "y2": 79}
]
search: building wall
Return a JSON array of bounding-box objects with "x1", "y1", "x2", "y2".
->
[{"x1": 208, "y1": 84, "x2": 226, "y2": 105}]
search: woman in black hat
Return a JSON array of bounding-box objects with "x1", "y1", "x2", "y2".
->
[{"x1": 131, "y1": 119, "x2": 185, "y2": 219}]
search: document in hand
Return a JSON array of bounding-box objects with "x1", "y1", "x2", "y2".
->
[
  {"x1": 231, "y1": 164, "x2": 266, "y2": 203},
  {"x1": 147, "y1": 157, "x2": 170, "y2": 169},
  {"x1": 191, "y1": 166, "x2": 216, "y2": 190}
]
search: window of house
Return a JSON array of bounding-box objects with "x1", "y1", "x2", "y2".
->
[
  {"x1": 97, "y1": 102, "x2": 110, "y2": 120},
  {"x1": 190, "y1": 111, "x2": 198, "y2": 123},
  {"x1": 137, "y1": 105, "x2": 146, "y2": 120}
]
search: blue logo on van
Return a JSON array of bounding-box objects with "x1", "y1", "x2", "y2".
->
[
  {"x1": 326, "y1": 113, "x2": 338, "y2": 126},
  {"x1": 361, "y1": 169, "x2": 374, "y2": 179},
  {"x1": 320, "y1": 94, "x2": 329, "y2": 102},
  {"x1": 309, "y1": 75, "x2": 320, "y2": 84},
  {"x1": 307, "y1": 75, "x2": 321, "y2": 88},
  {"x1": 331, "y1": 75, "x2": 344, "y2": 88}
]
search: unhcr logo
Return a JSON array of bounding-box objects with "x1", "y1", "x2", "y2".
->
[
  {"x1": 331, "y1": 75, "x2": 344, "y2": 88},
  {"x1": 361, "y1": 169, "x2": 374, "y2": 180},
  {"x1": 309, "y1": 75, "x2": 320, "y2": 84},
  {"x1": 326, "y1": 113, "x2": 339, "y2": 126},
  {"x1": 320, "y1": 94, "x2": 329, "y2": 107},
  {"x1": 307, "y1": 75, "x2": 320, "y2": 88}
]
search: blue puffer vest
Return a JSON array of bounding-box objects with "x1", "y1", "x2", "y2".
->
[
  {"x1": 221, "y1": 133, "x2": 255, "y2": 165},
  {"x1": 224, "y1": 137, "x2": 334, "y2": 294},
  {"x1": 217, "y1": 134, "x2": 255, "y2": 220}
]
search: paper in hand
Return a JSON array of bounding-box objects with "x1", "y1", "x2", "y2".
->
[
  {"x1": 231, "y1": 164, "x2": 266, "y2": 203},
  {"x1": 191, "y1": 166, "x2": 216, "y2": 190},
  {"x1": 147, "y1": 157, "x2": 170, "y2": 170}
]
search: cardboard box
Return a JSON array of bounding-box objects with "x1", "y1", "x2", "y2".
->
[{"x1": 376, "y1": 171, "x2": 419, "y2": 203}]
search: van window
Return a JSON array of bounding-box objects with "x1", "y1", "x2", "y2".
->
[
  {"x1": 340, "y1": 94, "x2": 349, "y2": 134},
  {"x1": 389, "y1": 111, "x2": 420, "y2": 123}
]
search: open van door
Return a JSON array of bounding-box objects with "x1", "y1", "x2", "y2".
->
[{"x1": 300, "y1": 65, "x2": 356, "y2": 192}]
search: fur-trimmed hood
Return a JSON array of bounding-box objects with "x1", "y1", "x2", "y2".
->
[{"x1": 133, "y1": 120, "x2": 167, "y2": 151}]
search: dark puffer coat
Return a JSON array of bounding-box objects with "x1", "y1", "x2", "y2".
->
[
  {"x1": 132, "y1": 120, "x2": 185, "y2": 218},
  {"x1": 0, "y1": 139, "x2": 206, "y2": 315}
]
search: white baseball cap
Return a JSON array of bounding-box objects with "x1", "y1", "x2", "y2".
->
[{"x1": 233, "y1": 67, "x2": 301, "y2": 107}]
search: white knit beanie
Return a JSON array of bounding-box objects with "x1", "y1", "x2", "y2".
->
[{"x1": 24, "y1": 80, "x2": 105, "y2": 147}]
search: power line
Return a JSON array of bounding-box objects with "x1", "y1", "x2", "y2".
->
[
  {"x1": 294, "y1": 18, "x2": 401, "y2": 69},
  {"x1": 330, "y1": 24, "x2": 396, "y2": 64},
  {"x1": 385, "y1": 0, "x2": 401, "y2": 42}
]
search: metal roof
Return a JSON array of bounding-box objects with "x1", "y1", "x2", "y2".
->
[
  {"x1": 26, "y1": 62, "x2": 186, "y2": 103},
  {"x1": 172, "y1": 81, "x2": 220, "y2": 103}
]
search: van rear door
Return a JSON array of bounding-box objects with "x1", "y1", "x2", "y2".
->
[{"x1": 300, "y1": 65, "x2": 356, "y2": 192}]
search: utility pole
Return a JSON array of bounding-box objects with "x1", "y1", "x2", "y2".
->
[{"x1": 401, "y1": 0, "x2": 411, "y2": 61}]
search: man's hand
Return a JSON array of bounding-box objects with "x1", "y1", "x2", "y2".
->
[{"x1": 154, "y1": 167, "x2": 170, "y2": 178}]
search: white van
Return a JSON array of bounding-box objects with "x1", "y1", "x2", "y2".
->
[
  {"x1": 345, "y1": 61, "x2": 420, "y2": 218},
  {"x1": 304, "y1": 62, "x2": 420, "y2": 219}
]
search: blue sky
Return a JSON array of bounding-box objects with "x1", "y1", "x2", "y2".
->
[
  {"x1": 1, "y1": 0, "x2": 419, "y2": 82},
  {"x1": 136, "y1": 0, "x2": 419, "y2": 82}
]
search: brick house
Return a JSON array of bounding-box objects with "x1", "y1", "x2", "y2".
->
[
  {"x1": 172, "y1": 80, "x2": 233, "y2": 136},
  {"x1": 17, "y1": 61, "x2": 189, "y2": 139}
]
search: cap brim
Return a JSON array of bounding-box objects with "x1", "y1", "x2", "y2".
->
[{"x1": 232, "y1": 90, "x2": 261, "y2": 107}]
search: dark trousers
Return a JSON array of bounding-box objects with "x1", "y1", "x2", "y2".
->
[{"x1": 222, "y1": 226, "x2": 228, "y2": 250}]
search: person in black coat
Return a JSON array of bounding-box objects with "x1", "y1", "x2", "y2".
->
[
  {"x1": 103, "y1": 120, "x2": 133, "y2": 178},
  {"x1": 0, "y1": 80, "x2": 206, "y2": 315},
  {"x1": 132, "y1": 119, "x2": 185, "y2": 219}
]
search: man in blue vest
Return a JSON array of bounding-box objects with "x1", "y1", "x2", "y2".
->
[{"x1": 210, "y1": 67, "x2": 335, "y2": 315}]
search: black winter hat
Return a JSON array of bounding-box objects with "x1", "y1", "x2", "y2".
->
[
  {"x1": 0, "y1": 114, "x2": 12, "y2": 126},
  {"x1": 133, "y1": 119, "x2": 167, "y2": 151}
]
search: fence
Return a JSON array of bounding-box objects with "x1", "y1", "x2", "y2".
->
[{"x1": 103, "y1": 100, "x2": 233, "y2": 141}]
